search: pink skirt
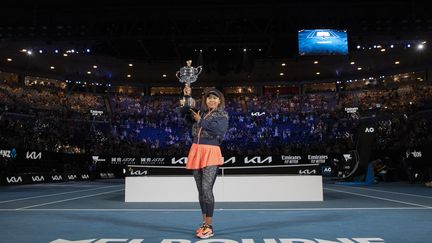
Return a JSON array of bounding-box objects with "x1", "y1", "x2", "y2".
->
[{"x1": 186, "y1": 143, "x2": 223, "y2": 170}]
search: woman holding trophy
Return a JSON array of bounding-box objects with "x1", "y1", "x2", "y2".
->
[{"x1": 177, "y1": 61, "x2": 229, "y2": 239}]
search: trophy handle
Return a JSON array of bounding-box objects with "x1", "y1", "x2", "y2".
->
[
  {"x1": 175, "y1": 71, "x2": 181, "y2": 80},
  {"x1": 195, "y1": 66, "x2": 203, "y2": 75}
]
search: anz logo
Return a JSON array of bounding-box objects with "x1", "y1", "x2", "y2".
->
[
  {"x1": 6, "y1": 176, "x2": 22, "y2": 184},
  {"x1": 244, "y1": 156, "x2": 272, "y2": 164},
  {"x1": 365, "y1": 127, "x2": 375, "y2": 133},
  {"x1": 68, "y1": 175, "x2": 77, "y2": 180},
  {"x1": 26, "y1": 151, "x2": 42, "y2": 160},
  {"x1": 171, "y1": 157, "x2": 187, "y2": 165},
  {"x1": 251, "y1": 112, "x2": 266, "y2": 117},
  {"x1": 81, "y1": 174, "x2": 90, "y2": 179}
]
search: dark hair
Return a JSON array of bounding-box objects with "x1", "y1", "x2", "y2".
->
[{"x1": 201, "y1": 87, "x2": 225, "y2": 110}]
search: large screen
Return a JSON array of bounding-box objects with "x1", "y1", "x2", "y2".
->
[{"x1": 298, "y1": 29, "x2": 348, "y2": 55}]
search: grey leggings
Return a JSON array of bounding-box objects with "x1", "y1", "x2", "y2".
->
[{"x1": 192, "y1": 166, "x2": 219, "y2": 217}]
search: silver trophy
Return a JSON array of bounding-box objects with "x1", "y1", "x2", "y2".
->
[{"x1": 176, "y1": 60, "x2": 202, "y2": 107}]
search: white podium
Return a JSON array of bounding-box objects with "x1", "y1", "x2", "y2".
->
[{"x1": 125, "y1": 175, "x2": 323, "y2": 202}]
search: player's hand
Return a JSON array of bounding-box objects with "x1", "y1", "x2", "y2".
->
[
  {"x1": 190, "y1": 109, "x2": 201, "y2": 122},
  {"x1": 183, "y1": 86, "x2": 192, "y2": 96}
]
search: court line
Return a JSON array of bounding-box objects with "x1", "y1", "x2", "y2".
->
[
  {"x1": 331, "y1": 185, "x2": 432, "y2": 199},
  {"x1": 14, "y1": 189, "x2": 125, "y2": 210},
  {"x1": 0, "y1": 185, "x2": 124, "y2": 204},
  {"x1": 0, "y1": 184, "x2": 124, "y2": 203},
  {"x1": 0, "y1": 207, "x2": 431, "y2": 212},
  {"x1": 325, "y1": 188, "x2": 431, "y2": 208}
]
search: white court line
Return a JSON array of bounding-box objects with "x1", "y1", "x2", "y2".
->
[
  {"x1": 14, "y1": 189, "x2": 125, "y2": 210},
  {"x1": 0, "y1": 207, "x2": 431, "y2": 212},
  {"x1": 0, "y1": 185, "x2": 123, "y2": 204},
  {"x1": 331, "y1": 184, "x2": 432, "y2": 199},
  {"x1": 325, "y1": 188, "x2": 431, "y2": 208}
]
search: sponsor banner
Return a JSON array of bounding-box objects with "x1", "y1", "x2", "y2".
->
[
  {"x1": 406, "y1": 150, "x2": 423, "y2": 158},
  {"x1": 99, "y1": 173, "x2": 115, "y2": 179},
  {"x1": 321, "y1": 166, "x2": 332, "y2": 177},
  {"x1": 25, "y1": 151, "x2": 42, "y2": 160},
  {"x1": 113, "y1": 155, "x2": 333, "y2": 166},
  {"x1": 0, "y1": 148, "x2": 18, "y2": 159},
  {"x1": 111, "y1": 157, "x2": 136, "y2": 165},
  {"x1": 281, "y1": 155, "x2": 302, "y2": 164},
  {"x1": 0, "y1": 172, "x2": 90, "y2": 185},
  {"x1": 307, "y1": 155, "x2": 329, "y2": 164},
  {"x1": 127, "y1": 164, "x2": 320, "y2": 176}
]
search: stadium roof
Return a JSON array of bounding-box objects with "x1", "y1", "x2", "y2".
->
[{"x1": 0, "y1": 0, "x2": 431, "y2": 86}]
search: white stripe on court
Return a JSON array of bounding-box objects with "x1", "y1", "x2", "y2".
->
[
  {"x1": 324, "y1": 188, "x2": 431, "y2": 208},
  {"x1": 331, "y1": 184, "x2": 432, "y2": 199},
  {"x1": 15, "y1": 189, "x2": 125, "y2": 210},
  {"x1": 0, "y1": 207, "x2": 431, "y2": 212},
  {"x1": 0, "y1": 185, "x2": 124, "y2": 204}
]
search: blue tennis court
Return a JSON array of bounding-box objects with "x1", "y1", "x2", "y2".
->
[{"x1": 1, "y1": 179, "x2": 431, "y2": 243}]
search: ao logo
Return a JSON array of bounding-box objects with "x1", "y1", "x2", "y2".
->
[
  {"x1": 323, "y1": 167, "x2": 332, "y2": 173},
  {"x1": 365, "y1": 127, "x2": 374, "y2": 133}
]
